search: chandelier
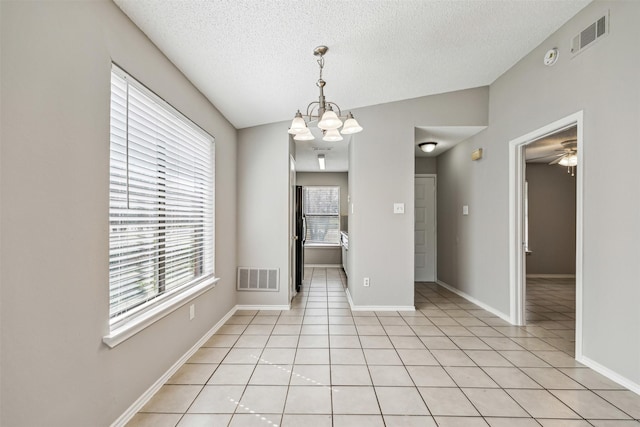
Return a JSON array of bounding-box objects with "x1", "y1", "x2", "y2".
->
[{"x1": 288, "y1": 46, "x2": 363, "y2": 142}]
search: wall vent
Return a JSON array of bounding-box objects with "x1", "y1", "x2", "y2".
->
[
  {"x1": 571, "y1": 13, "x2": 608, "y2": 57},
  {"x1": 237, "y1": 268, "x2": 279, "y2": 291}
]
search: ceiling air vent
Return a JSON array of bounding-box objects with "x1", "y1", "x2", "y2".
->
[
  {"x1": 571, "y1": 13, "x2": 608, "y2": 57},
  {"x1": 237, "y1": 267, "x2": 279, "y2": 291}
]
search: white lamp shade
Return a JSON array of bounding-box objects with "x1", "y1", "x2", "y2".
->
[
  {"x1": 323, "y1": 128, "x2": 343, "y2": 142},
  {"x1": 288, "y1": 114, "x2": 307, "y2": 134},
  {"x1": 318, "y1": 110, "x2": 342, "y2": 130},
  {"x1": 419, "y1": 142, "x2": 437, "y2": 153},
  {"x1": 293, "y1": 127, "x2": 315, "y2": 141},
  {"x1": 341, "y1": 117, "x2": 363, "y2": 134}
]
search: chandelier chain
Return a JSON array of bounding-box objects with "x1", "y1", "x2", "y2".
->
[{"x1": 317, "y1": 56, "x2": 324, "y2": 86}]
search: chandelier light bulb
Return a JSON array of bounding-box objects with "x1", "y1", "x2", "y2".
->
[
  {"x1": 318, "y1": 109, "x2": 342, "y2": 130},
  {"x1": 323, "y1": 128, "x2": 343, "y2": 142},
  {"x1": 293, "y1": 127, "x2": 314, "y2": 141},
  {"x1": 341, "y1": 112, "x2": 363, "y2": 135},
  {"x1": 288, "y1": 110, "x2": 307, "y2": 135}
]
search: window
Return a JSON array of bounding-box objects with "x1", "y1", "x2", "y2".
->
[
  {"x1": 108, "y1": 65, "x2": 214, "y2": 332},
  {"x1": 303, "y1": 186, "x2": 340, "y2": 245}
]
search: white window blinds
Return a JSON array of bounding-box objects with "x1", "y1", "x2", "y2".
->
[
  {"x1": 303, "y1": 186, "x2": 340, "y2": 245},
  {"x1": 109, "y1": 65, "x2": 214, "y2": 327}
]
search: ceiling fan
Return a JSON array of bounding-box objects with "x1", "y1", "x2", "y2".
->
[
  {"x1": 528, "y1": 139, "x2": 578, "y2": 176},
  {"x1": 549, "y1": 139, "x2": 577, "y2": 164}
]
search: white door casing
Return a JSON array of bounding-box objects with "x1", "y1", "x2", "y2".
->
[
  {"x1": 508, "y1": 111, "x2": 583, "y2": 359},
  {"x1": 289, "y1": 155, "x2": 297, "y2": 302},
  {"x1": 415, "y1": 175, "x2": 437, "y2": 282}
]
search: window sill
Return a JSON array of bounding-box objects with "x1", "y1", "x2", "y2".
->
[
  {"x1": 304, "y1": 244, "x2": 341, "y2": 248},
  {"x1": 103, "y1": 277, "x2": 219, "y2": 349}
]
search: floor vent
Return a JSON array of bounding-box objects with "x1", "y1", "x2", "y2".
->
[
  {"x1": 571, "y1": 12, "x2": 608, "y2": 57},
  {"x1": 237, "y1": 268, "x2": 279, "y2": 291}
]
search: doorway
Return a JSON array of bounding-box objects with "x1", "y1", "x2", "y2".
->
[
  {"x1": 415, "y1": 175, "x2": 437, "y2": 282},
  {"x1": 509, "y1": 111, "x2": 584, "y2": 358}
]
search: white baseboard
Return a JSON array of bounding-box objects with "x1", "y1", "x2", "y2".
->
[
  {"x1": 111, "y1": 301, "x2": 298, "y2": 426},
  {"x1": 577, "y1": 355, "x2": 640, "y2": 396},
  {"x1": 235, "y1": 304, "x2": 291, "y2": 311},
  {"x1": 345, "y1": 288, "x2": 415, "y2": 312},
  {"x1": 110, "y1": 306, "x2": 237, "y2": 427},
  {"x1": 436, "y1": 280, "x2": 511, "y2": 323},
  {"x1": 526, "y1": 274, "x2": 576, "y2": 278}
]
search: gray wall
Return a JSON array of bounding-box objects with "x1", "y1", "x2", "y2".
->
[
  {"x1": 297, "y1": 172, "x2": 348, "y2": 266},
  {"x1": 348, "y1": 88, "x2": 489, "y2": 307},
  {"x1": 415, "y1": 157, "x2": 437, "y2": 174},
  {"x1": 437, "y1": 1, "x2": 640, "y2": 387},
  {"x1": 237, "y1": 123, "x2": 291, "y2": 306},
  {"x1": 240, "y1": 88, "x2": 488, "y2": 310},
  {"x1": 0, "y1": 1, "x2": 238, "y2": 426},
  {"x1": 526, "y1": 163, "x2": 576, "y2": 275}
]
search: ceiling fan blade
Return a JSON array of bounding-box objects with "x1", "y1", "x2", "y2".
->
[
  {"x1": 549, "y1": 156, "x2": 565, "y2": 165},
  {"x1": 527, "y1": 152, "x2": 563, "y2": 162}
]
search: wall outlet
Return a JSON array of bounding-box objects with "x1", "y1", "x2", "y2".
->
[
  {"x1": 393, "y1": 203, "x2": 405, "y2": 214},
  {"x1": 363, "y1": 277, "x2": 370, "y2": 287},
  {"x1": 189, "y1": 304, "x2": 195, "y2": 320}
]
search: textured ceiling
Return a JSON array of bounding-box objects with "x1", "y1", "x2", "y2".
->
[{"x1": 113, "y1": 0, "x2": 591, "y2": 130}]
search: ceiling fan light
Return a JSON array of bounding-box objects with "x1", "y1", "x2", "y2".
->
[
  {"x1": 288, "y1": 111, "x2": 307, "y2": 134},
  {"x1": 418, "y1": 142, "x2": 438, "y2": 153},
  {"x1": 559, "y1": 153, "x2": 577, "y2": 167},
  {"x1": 340, "y1": 113, "x2": 363, "y2": 134},
  {"x1": 323, "y1": 128, "x2": 343, "y2": 142},
  {"x1": 293, "y1": 127, "x2": 315, "y2": 141},
  {"x1": 318, "y1": 109, "x2": 342, "y2": 130}
]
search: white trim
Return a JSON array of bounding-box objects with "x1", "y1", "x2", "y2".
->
[
  {"x1": 508, "y1": 111, "x2": 584, "y2": 360},
  {"x1": 305, "y1": 264, "x2": 342, "y2": 268},
  {"x1": 577, "y1": 355, "x2": 640, "y2": 396},
  {"x1": 526, "y1": 274, "x2": 576, "y2": 279},
  {"x1": 235, "y1": 304, "x2": 291, "y2": 311},
  {"x1": 437, "y1": 280, "x2": 511, "y2": 324},
  {"x1": 103, "y1": 277, "x2": 220, "y2": 348},
  {"x1": 110, "y1": 303, "x2": 236, "y2": 427},
  {"x1": 414, "y1": 174, "x2": 438, "y2": 282},
  {"x1": 345, "y1": 288, "x2": 415, "y2": 312}
]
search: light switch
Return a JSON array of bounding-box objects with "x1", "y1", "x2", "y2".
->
[
  {"x1": 394, "y1": 203, "x2": 405, "y2": 214},
  {"x1": 463, "y1": 205, "x2": 469, "y2": 215}
]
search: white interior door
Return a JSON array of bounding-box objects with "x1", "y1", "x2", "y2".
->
[{"x1": 415, "y1": 176, "x2": 436, "y2": 282}]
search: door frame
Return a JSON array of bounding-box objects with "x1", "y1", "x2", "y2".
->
[
  {"x1": 508, "y1": 111, "x2": 584, "y2": 359},
  {"x1": 289, "y1": 155, "x2": 297, "y2": 303},
  {"x1": 415, "y1": 173, "x2": 437, "y2": 282}
]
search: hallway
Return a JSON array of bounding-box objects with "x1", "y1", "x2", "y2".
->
[{"x1": 127, "y1": 268, "x2": 640, "y2": 426}]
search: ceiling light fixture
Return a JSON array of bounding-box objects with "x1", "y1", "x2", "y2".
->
[
  {"x1": 318, "y1": 154, "x2": 326, "y2": 170},
  {"x1": 551, "y1": 139, "x2": 578, "y2": 177},
  {"x1": 418, "y1": 142, "x2": 438, "y2": 153},
  {"x1": 288, "y1": 46, "x2": 363, "y2": 142}
]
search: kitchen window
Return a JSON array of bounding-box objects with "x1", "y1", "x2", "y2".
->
[
  {"x1": 105, "y1": 65, "x2": 215, "y2": 346},
  {"x1": 303, "y1": 186, "x2": 340, "y2": 246}
]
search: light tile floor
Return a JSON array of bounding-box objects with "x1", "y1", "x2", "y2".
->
[{"x1": 127, "y1": 269, "x2": 640, "y2": 427}]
